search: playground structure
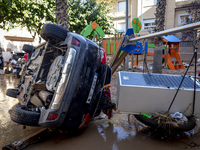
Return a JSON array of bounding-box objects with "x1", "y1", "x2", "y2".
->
[
  {"x1": 102, "y1": 18, "x2": 143, "y2": 70},
  {"x1": 102, "y1": 18, "x2": 142, "y2": 55},
  {"x1": 81, "y1": 19, "x2": 185, "y2": 71},
  {"x1": 163, "y1": 35, "x2": 185, "y2": 70},
  {"x1": 81, "y1": 21, "x2": 125, "y2": 56},
  {"x1": 102, "y1": 32, "x2": 123, "y2": 55},
  {"x1": 147, "y1": 35, "x2": 185, "y2": 70},
  {"x1": 81, "y1": 21, "x2": 122, "y2": 55},
  {"x1": 81, "y1": 21, "x2": 105, "y2": 39},
  {"x1": 110, "y1": 22, "x2": 200, "y2": 74}
]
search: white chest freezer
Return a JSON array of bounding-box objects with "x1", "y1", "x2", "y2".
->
[{"x1": 117, "y1": 72, "x2": 200, "y2": 116}]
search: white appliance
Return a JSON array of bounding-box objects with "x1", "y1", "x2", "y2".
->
[{"x1": 117, "y1": 72, "x2": 200, "y2": 116}]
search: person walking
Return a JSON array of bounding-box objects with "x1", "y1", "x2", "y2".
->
[{"x1": 0, "y1": 53, "x2": 4, "y2": 75}]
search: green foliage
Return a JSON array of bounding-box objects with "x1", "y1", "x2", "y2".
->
[
  {"x1": 0, "y1": 0, "x2": 56, "y2": 39},
  {"x1": 68, "y1": 0, "x2": 114, "y2": 35},
  {"x1": 0, "y1": 0, "x2": 114, "y2": 40}
]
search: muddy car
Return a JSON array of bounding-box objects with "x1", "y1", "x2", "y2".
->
[{"x1": 6, "y1": 23, "x2": 112, "y2": 130}]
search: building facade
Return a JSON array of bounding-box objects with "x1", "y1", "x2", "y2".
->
[
  {"x1": 0, "y1": 26, "x2": 43, "y2": 54},
  {"x1": 110, "y1": 0, "x2": 199, "y2": 61},
  {"x1": 111, "y1": 0, "x2": 195, "y2": 34}
]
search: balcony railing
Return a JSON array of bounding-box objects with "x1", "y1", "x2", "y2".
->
[{"x1": 176, "y1": 0, "x2": 196, "y2": 8}]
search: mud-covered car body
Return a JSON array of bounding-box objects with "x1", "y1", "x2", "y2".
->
[{"x1": 6, "y1": 24, "x2": 111, "y2": 129}]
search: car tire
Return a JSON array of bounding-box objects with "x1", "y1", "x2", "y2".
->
[
  {"x1": 40, "y1": 23, "x2": 69, "y2": 43},
  {"x1": 22, "y1": 44, "x2": 34, "y2": 54},
  {"x1": 10, "y1": 105, "x2": 40, "y2": 126},
  {"x1": 6, "y1": 88, "x2": 18, "y2": 98}
]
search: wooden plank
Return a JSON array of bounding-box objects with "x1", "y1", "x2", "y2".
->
[
  {"x1": 110, "y1": 40, "x2": 113, "y2": 55},
  {"x1": 136, "y1": 55, "x2": 138, "y2": 65},
  {"x1": 110, "y1": 37, "x2": 124, "y2": 67},
  {"x1": 113, "y1": 41, "x2": 115, "y2": 54},
  {"x1": 96, "y1": 35, "x2": 98, "y2": 44},
  {"x1": 95, "y1": 24, "x2": 105, "y2": 37},
  {"x1": 123, "y1": 58, "x2": 125, "y2": 70},
  {"x1": 116, "y1": 41, "x2": 119, "y2": 52},
  {"x1": 117, "y1": 33, "x2": 119, "y2": 41},
  {"x1": 107, "y1": 40, "x2": 111, "y2": 55},
  {"x1": 103, "y1": 40, "x2": 107, "y2": 53},
  {"x1": 110, "y1": 49, "x2": 121, "y2": 68},
  {"x1": 112, "y1": 52, "x2": 129, "y2": 74}
]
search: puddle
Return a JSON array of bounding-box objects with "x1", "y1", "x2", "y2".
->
[{"x1": 0, "y1": 75, "x2": 42, "y2": 147}]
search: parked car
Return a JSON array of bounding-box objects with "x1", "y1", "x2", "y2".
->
[{"x1": 6, "y1": 23, "x2": 113, "y2": 130}]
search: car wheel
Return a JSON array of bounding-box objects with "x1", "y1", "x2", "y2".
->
[
  {"x1": 40, "y1": 23, "x2": 69, "y2": 43},
  {"x1": 22, "y1": 44, "x2": 34, "y2": 54},
  {"x1": 6, "y1": 88, "x2": 18, "y2": 98},
  {"x1": 10, "y1": 105, "x2": 40, "y2": 126}
]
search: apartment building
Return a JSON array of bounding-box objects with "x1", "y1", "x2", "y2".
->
[
  {"x1": 0, "y1": 25, "x2": 44, "y2": 54},
  {"x1": 111, "y1": 0, "x2": 195, "y2": 34},
  {"x1": 110, "y1": 0, "x2": 199, "y2": 61}
]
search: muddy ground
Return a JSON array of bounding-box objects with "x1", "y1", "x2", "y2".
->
[{"x1": 1, "y1": 63, "x2": 200, "y2": 150}]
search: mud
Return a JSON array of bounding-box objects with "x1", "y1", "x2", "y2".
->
[
  {"x1": 1, "y1": 64, "x2": 200, "y2": 149},
  {"x1": 0, "y1": 75, "x2": 42, "y2": 148},
  {"x1": 27, "y1": 113, "x2": 200, "y2": 150}
]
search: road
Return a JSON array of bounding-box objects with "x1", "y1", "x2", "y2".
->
[
  {"x1": 1, "y1": 75, "x2": 200, "y2": 150},
  {"x1": 0, "y1": 75, "x2": 42, "y2": 148}
]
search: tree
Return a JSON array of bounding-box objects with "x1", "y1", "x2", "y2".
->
[
  {"x1": 0, "y1": 0, "x2": 56, "y2": 42},
  {"x1": 55, "y1": 0, "x2": 69, "y2": 29},
  {"x1": 181, "y1": 0, "x2": 200, "y2": 41},
  {"x1": 154, "y1": 0, "x2": 167, "y2": 32},
  {"x1": 0, "y1": 0, "x2": 114, "y2": 42},
  {"x1": 68, "y1": 0, "x2": 114, "y2": 35}
]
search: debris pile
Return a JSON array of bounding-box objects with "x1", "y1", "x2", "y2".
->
[{"x1": 152, "y1": 112, "x2": 190, "y2": 129}]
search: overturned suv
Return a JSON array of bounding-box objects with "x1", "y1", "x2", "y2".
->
[{"x1": 6, "y1": 23, "x2": 113, "y2": 130}]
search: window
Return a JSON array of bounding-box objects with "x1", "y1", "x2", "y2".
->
[
  {"x1": 143, "y1": 19, "x2": 156, "y2": 31},
  {"x1": 118, "y1": 1, "x2": 126, "y2": 12},
  {"x1": 178, "y1": 14, "x2": 190, "y2": 26},
  {"x1": 143, "y1": 0, "x2": 157, "y2": 6},
  {"x1": 117, "y1": 22, "x2": 126, "y2": 32}
]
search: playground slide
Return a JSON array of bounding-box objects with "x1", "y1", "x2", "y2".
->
[
  {"x1": 147, "y1": 52, "x2": 175, "y2": 70},
  {"x1": 147, "y1": 52, "x2": 185, "y2": 70},
  {"x1": 166, "y1": 53, "x2": 175, "y2": 70},
  {"x1": 175, "y1": 53, "x2": 185, "y2": 69}
]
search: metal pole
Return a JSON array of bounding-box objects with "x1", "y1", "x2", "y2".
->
[
  {"x1": 128, "y1": 21, "x2": 200, "y2": 42},
  {"x1": 125, "y1": 0, "x2": 129, "y2": 71}
]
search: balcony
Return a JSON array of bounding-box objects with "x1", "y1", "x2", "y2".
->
[{"x1": 176, "y1": 0, "x2": 196, "y2": 8}]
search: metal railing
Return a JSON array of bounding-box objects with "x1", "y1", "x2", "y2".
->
[{"x1": 128, "y1": 21, "x2": 200, "y2": 42}]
